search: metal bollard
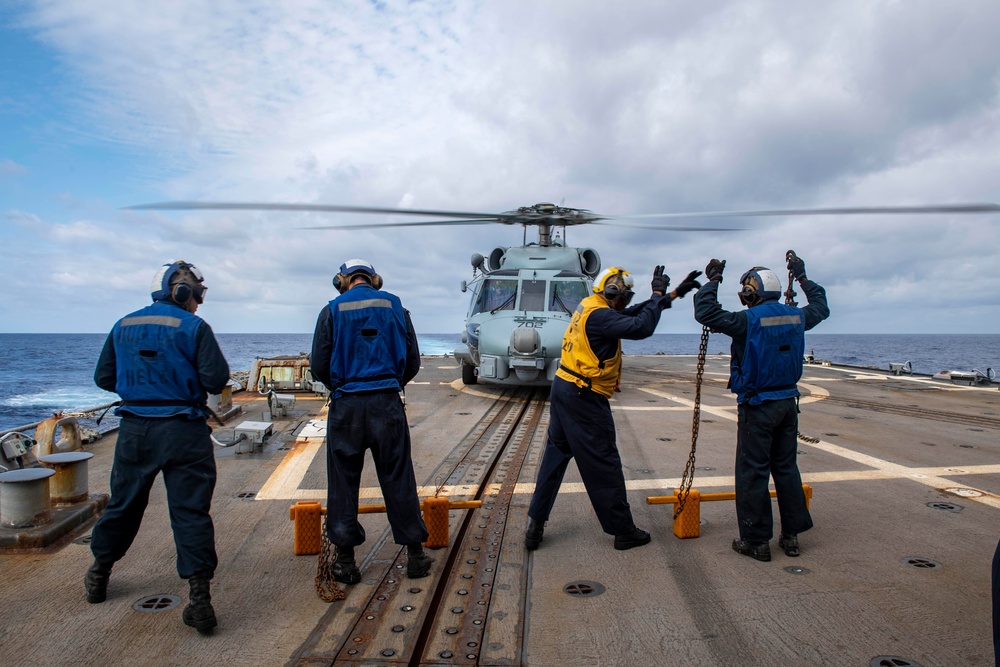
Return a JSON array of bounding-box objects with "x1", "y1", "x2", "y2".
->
[
  {"x1": 38, "y1": 452, "x2": 94, "y2": 505},
  {"x1": 0, "y1": 468, "x2": 56, "y2": 528}
]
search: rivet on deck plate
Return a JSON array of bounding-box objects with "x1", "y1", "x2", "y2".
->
[
  {"x1": 440, "y1": 652, "x2": 453, "y2": 659},
  {"x1": 457, "y1": 589, "x2": 468, "y2": 595},
  {"x1": 452, "y1": 607, "x2": 464, "y2": 614},
  {"x1": 467, "y1": 642, "x2": 478, "y2": 648},
  {"x1": 401, "y1": 605, "x2": 415, "y2": 612},
  {"x1": 409, "y1": 587, "x2": 421, "y2": 593},
  {"x1": 446, "y1": 627, "x2": 458, "y2": 635},
  {"x1": 381, "y1": 649, "x2": 395, "y2": 657},
  {"x1": 392, "y1": 625, "x2": 404, "y2": 633}
]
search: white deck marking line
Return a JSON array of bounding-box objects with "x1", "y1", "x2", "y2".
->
[
  {"x1": 268, "y1": 464, "x2": 1000, "y2": 502},
  {"x1": 636, "y1": 385, "x2": 1000, "y2": 510},
  {"x1": 255, "y1": 384, "x2": 999, "y2": 508}
]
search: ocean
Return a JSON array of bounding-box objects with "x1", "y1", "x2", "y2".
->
[{"x1": 1, "y1": 332, "x2": 997, "y2": 432}]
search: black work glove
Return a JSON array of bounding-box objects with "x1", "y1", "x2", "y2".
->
[
  {"x1": 705, "y1": 258, "x2": 726, "y2": 283},
  {"x1": 650, "y1": 265, "x2": 670, "y2": 295},
  {"x1": 787, "y1": 255, "x2": 807, "y2": 281},
  {"x1": 673, "y1": 270, "x2": 703, "y2": 299}
]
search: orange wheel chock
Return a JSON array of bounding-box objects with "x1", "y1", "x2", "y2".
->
[
  {"x1": 646, "y1": 484, "x2": 814, "y2": 540},
  {"x1": 289, "y1": 497, "x2": 482, "y2": 555}
]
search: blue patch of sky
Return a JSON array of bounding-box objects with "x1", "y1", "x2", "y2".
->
[{"x1": 0, "y1": 8, "x2": 157, "y2": 222}]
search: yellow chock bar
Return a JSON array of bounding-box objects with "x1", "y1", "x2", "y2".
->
[
  {"x1": 288, "y1": 497, "x2": 482, "y2": 555},
  {"x1": 646, "y1": 484, "x2": 814, "y2": 540}
]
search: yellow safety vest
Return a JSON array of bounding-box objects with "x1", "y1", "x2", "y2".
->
[{"x1": 555, "y1": 294, "x2": 622, "y2": 397}]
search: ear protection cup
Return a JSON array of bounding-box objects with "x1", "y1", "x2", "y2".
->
[
  {"x1": 171, "y1": 282, "x2": 193, "y2": 304},
  {"x1": 333, "y1": 270, "x2": 383, "y2": 293},
  {"x1": 603, "y1": 282, "x2": 622, "y2": 298}
]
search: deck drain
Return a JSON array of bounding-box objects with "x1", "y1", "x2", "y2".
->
[
  {"x1": 564, "y1": 581, "x2": 605, "y2": 597},
  {"x1": 927, "y1": 501, "x2": 962, "y2": 512},
  {"x1": 697, "y1": 466, "x2": 715, "y2": 471},
  {"x1": 870, "y1": 657, "x2": 923, "y2": 667},
  {"x1": 944, "y1": 487, "x2": 983, "y2": 498},
  {"x1": 235, "y1": 492, "x2": 256, "y2": 500},
  {"x1": 901, "y1": 557, "x2": 941, "y2": 570},
  {"x1": 656, "y1": 437, "x2": 673, "y2": 442},
  {"x1": 783, "y1": 566, "x2": 810, "y2": 575},
  {"x1": 824, "y1": 433, "x2": 839, "y2": 437},
  {"x1": 456, "y1": 412, "x2": 471, "y2": 416},
  {"x1": 73, "y1": 534, "x2": 93, "y2": 545},
  {"x1": 132, "y1": 594, "x2": 182, "y2": 612}
]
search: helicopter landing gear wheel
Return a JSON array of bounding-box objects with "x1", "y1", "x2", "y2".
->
[{"x1": 462, "y1": 363, "x2": 478, "y2": 385}]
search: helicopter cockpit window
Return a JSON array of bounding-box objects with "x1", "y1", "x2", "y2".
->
[
  {"x1": 520, "y1": 279, "x2": 546, "y2": 312},
  {"x1": 549, "y1": 280, "x2": 590, "y2": 314},
  {"x1": 473, "y1": 279, "x2": 518, "y2": 315}
]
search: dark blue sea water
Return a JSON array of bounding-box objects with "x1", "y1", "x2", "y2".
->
[{"x1": 1, "y1": 332, "x2": 997, "y2": 431}]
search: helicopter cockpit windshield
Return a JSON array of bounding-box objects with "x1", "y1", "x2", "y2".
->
[
  {"x1": 549, "y1": 279, "x2": 590, "y2": 314},
  {"x1": 472, "y1": 277, "x2": 518, "y2": 315}
]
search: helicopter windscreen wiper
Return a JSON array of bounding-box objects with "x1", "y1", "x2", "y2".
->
[{"x1": 490, "y1": 293, "x2": 517, "y2": 315}]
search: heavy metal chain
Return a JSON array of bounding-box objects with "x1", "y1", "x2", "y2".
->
[
  {"x1": 784, "y1": 249, "x2": 799, "y2": 307},
  {"x1": 674, "y1": 325, "x2": 710, "y2": 519},
  {"x1": 315, "y1": 516, "x2": 345, "y2": 602}
]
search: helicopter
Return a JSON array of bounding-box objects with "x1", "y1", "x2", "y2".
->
[{"x1": 129, "y1": 200, "x2": 1000, "y2": 387}]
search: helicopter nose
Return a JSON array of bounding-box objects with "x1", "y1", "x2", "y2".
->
[{"x1": 510, "y1": 327, "x2": 541, "y2": 356}]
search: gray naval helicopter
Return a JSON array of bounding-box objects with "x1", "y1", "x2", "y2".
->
[{"x1": 130, "y1": 200, "x2": 1000, "y2": 387}]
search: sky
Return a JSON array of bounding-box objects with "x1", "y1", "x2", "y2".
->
[{"x1": 1, "y1": 0, "x2": 999, "y2": 336}]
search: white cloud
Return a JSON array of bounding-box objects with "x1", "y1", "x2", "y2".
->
[{"x1": 5, "y1": 0, "x2": 1000, "y2": 334}]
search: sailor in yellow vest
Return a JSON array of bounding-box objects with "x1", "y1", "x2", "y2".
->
[{"x1": 525, "y1": 265, "x2": 702, "y2": 551}]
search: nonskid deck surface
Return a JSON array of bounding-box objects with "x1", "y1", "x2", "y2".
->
[{"x1": 1, "y1": 356, "x2": 997, "y2": 667}]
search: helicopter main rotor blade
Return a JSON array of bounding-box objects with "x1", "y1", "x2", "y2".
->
[
  {"x1": 299, "y1": 218, "x2": 501, "y2": 230},
  {"x1": 609, "y1": 203, "x2": 1000, "y2": 220},
  {"x1": 125, "y1": 201, "x2": 508, "y2": 220},
  {"x1": 592, "y1": 221, "x2": 743, "y2": 232}
]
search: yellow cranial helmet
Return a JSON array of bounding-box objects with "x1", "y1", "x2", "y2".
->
[{"x1": 593, "y1": 267, "x2": 634, "y2": 304}]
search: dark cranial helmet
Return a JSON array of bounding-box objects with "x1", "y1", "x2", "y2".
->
[
  {"x1": 738, "y1": 266, "x2": 781, "y2": 306},
  {"x1": 151, "y1": 261, "x2": 206, "y2": 305}
]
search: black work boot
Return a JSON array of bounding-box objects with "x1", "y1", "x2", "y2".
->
[
  {"x1": 85, "y1": 559, "x2": 112, "y2": 604},
  {"x1": 406, "y1": 543, "x2": 434, "y2": 579},
  {"x1": 333, "y1": 546, "x2": 362, "y2": 584},
  {"x1": 778, "y1": 533, "x2": 800, "y2": 557},
  {"x1": 524, "y1": 518, "x2": 544, "y2": 551},
  {"x1": 613, "y1": 526, "x2": 651, "y2": 551},
  {"x1": 732, "y1": 538, "x2": 772, "y2": 562},
  {"x1": 183, "y1": 576, "x2": 218, "y2": 633}
]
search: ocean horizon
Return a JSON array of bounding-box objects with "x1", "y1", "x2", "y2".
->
[{"x1": 1, "y1": 332, "x2": 997, "y2": 431}]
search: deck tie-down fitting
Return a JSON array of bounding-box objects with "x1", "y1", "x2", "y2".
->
[
  {"x1": 289, "y1": 497, "x2": 483, "y2": 555},
  {"x1": 646, "y1": 484, "x2": 812, "y2": 539}
]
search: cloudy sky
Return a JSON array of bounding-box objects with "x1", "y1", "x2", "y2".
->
[{"x1": 2, "y1": 0, "x2": 999, "y2": 336}]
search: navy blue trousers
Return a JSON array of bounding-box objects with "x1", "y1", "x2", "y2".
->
[
  {"x1": 91, "y1": 416, "x2": 218, "y2": 579},
  {"x1": 528, "y1": 377, "x2": 635, "y2": 536},
  {"x1": 325, "y1": 391, "x2": 428, "y2": 547},
  {"x1": 993, "y1": 538, "x2": 999, "y2": 666},
  {"x1": 735, "y1": 398, "x2": 813, "y2": 542}
]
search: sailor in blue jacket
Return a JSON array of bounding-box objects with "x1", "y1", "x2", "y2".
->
[
  {"x1": 694, "y1": 255, "x2": 829, "y2": 562},
  {"x1": 310, "y1": 259, "x2": 431, "y2": 583},
  {"x1": 88, "y1": 261, "x2": 230, "y2": 632}
]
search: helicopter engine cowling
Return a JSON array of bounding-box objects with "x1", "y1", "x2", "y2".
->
[
  {"x1": 487, "y1": 247, "x2": 507, "y2": 272},
  {"x1": 578, "y1": 248, "x2": 601, "y2": 277}
]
